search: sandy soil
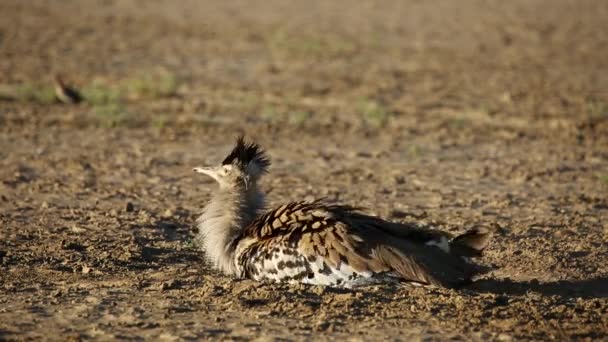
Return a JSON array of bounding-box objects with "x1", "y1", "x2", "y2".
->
[{"x1": 1, "y1": 0, "x2": 607, "y2": 340}]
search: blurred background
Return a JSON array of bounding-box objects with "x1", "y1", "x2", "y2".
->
[
  {"x1": 0, "y1": 0, "x2": 607, "y2": 340},
  {"x1": 1, "y1": 0, "x2": 606, "y2": 131}
]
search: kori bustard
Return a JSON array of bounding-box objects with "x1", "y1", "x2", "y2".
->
[{"x1": 194, "y1": 137, "x2": 493, "y2": 288}]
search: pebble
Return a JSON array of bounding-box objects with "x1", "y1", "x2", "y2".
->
[{"x1": 162, "y1": 209, "x2": 174, "y2": 218}]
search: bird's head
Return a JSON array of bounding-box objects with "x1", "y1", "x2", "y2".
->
[{"x1": 194, "y1": 136, "x2": 270, "y2": 190}]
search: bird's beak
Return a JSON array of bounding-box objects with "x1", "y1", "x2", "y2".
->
[{"x1": 193, "y1": 166, "x2": 218, "y2": 180}]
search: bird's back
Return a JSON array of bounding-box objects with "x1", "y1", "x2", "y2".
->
[{"x1": 235, "y1": 201, "x2": 488, "y2": 288}]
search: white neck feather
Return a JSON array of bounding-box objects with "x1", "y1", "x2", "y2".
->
[{"x1": 196, "y1": 185, "x2": 264, "y2": 275}]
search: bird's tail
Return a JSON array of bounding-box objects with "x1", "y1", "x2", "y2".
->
[{"x1": 449, "y1": 225, "x2": 498, "y2": 258}]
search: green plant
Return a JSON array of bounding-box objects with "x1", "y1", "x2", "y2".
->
[
  {"x1": 408, "y1": 144, "x2": 422, "y2": 158},
  {"x1": 447, "y1": 117, "x2": 468, "y2": 129},
  {"x1": 288, "y1": 110, "x2": 312, "y2": 125},
  {"x1": 261, "y1": 105, "x2": 280, "y2": 121},
  {"x1": 126, "y1": 73, "x2": 180, "y2": 99},
  {"x1": 82, "y1": 84, "x2": 122, "y2": 105},
  {"x1": 92, "y1": 103, "x2": 133, "y2": 128},
  {"x1": 359, "y1": 99, "x2": 390, "y2": 126},
  {"x1": 15, "y1": 84, "x2": 56, "y2": 104},
  {"x1": 267, "y1": 30, "x2": 355, "y2": 57},
  {"x1": 151, "y1": 114, "x2": 169, "y2": 130},
  {"x1": 587, "y1": 101, "x2": 608, "y2": 119},
  {"x1": 157, "y1": 74, "x2": 180, "y2": 97}
]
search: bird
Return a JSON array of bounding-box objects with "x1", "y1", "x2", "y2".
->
[
  {"x1": 53, "y1": 75, "x2": 83, "y2": 104},
  {"x1": 193, "y1": 137, "x2": 494, "y2": 288}
]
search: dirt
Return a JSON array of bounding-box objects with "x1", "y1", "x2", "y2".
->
[{"x1": 1, "y1": 0, "x2": 607, "y2": 340}]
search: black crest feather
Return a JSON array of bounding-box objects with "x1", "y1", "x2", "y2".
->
[{"x1": 222, "y1": 136, "x2": 270, "y2": 172}]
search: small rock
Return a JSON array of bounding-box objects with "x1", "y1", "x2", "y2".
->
[
  {"x1": 311, "y1": 286, "x2": 326, "y2": 296},
  {"x1": 81, "y1": 265, "x2": 91, "y2": 274},
  {"x1": 497, "y1": 333, "x2": 513, "y2": 341},
  {"x1": 125, "y1": 202, "x2": 135, "y2": 212},
  {"x1": 159, "y1": 280, "x2": 179, "y2": 291},
  {"x1": 71, "y1": 224, "x2": 86, "y2": 233},
  {"x1": 356, "y1": 151, "x2": 372, "y2": 158},
  {"x1": 333, "y1": 293, "x2": 354, "y2": 302},
  {"x1": 162, "y1": 209, "x2": 173, "y2": 218},
  {"x1": 313, "y1": 319, "x2": 331, "y2": 331}
]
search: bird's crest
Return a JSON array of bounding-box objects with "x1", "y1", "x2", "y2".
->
[{"x1": 222, "y1": 136, "x2": 270, "y2": 174}]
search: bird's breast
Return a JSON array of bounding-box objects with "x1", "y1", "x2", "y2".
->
[{"x1": 238, "y1": 244, "x2": 394, "y2": 288}]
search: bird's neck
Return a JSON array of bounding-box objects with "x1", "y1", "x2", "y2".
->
[{"x1": 197, "y1": 184, "x2": 265, "y2": 275}]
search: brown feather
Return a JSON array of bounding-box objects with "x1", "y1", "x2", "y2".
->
[{"x1": 238, "y1": 201, "x2": 485, "y2": 287}]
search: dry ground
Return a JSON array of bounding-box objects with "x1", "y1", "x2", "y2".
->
[{"x1": 1, "y1": 0, "x2": 607, "y2": 340}]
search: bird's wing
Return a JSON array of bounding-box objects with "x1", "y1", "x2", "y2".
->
[{"x1": 238, "y1": 201, "x2": 478, "y2": 287}]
